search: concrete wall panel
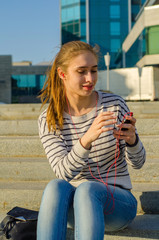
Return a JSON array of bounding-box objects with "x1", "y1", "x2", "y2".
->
[
  {"x1": 96, "y1": 66, "x2": 158, "y2": 100},
  {"x1": 0, "y1": 56, "x2": 12, "y2": 104}
]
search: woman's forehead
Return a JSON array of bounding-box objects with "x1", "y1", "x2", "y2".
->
[{"x1": 68, "y1": 51, "x2": 97, "y2": 68}]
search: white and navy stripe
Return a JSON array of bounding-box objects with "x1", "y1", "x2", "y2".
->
[{"x1": 38, "y1": 91, "x2": 146, "y2": 189}]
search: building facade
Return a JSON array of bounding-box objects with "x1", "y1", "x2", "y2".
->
[
  {"x1": 122, "y1": 0, "x2": 159, "y2": 68},
  {"x1": 60, "y1": 0, "x2": 146, "y2": 69},
  {"x1": 0, "y1": 56, "x2": 49, "y2": 104},
  {"x1": 0, "y1": 56, "x2": 12, "y2": 104}
]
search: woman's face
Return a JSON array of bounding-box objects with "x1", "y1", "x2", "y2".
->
[{"x1": 63, "y1": 51, "x2": 98, "y2": 98}]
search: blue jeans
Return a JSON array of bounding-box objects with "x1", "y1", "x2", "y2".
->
[{"x1": 37, "y1": 179, "x2": 137, "y2": 240}]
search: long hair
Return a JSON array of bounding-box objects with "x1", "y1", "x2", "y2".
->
[{"x1": 40, "y1": 41, "x2": 98, "y2": 132}]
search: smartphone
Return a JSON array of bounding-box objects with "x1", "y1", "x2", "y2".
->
[{"x1": 121, "y1": 112, "x2": 133, "y2": 131}]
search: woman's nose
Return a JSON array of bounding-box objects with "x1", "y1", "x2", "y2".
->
[{"x1": 85, "y1": 71, "x2": 93, "y2": 82}]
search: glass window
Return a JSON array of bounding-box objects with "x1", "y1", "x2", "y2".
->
[
  {"x1": 67, "y1": 0, "x2": 79, "y2": 4},
  {"x1": 12, "y1": 74, "x2": 46, "y2": 89},
  {"x1": 68, "y1": 7, "x2": 74, "y2": 20},
  {"x1": 13, "y1": 75, "x2": 36, "y2": 88},
  {"x1": 80, "y1": 21, "x2": 86, "y2": 36},
  {"x1": 110, "y1": 39, "x2": 121, "y2": 52},
  {"x1": 67, "y1": 24, "x2": 73, "y2": 33},
  {"x1": 62, "y1": 5, "x2": 80, "y2": 22},
  {"x1": 74, "y1": 5, "x2": 80, "y2": 19},
  {"x1": 61, "y1": 0, "x2": 79, "y2": 6},
  {"x1": 110, "y1": 22, "x2": 120, "y2": 35},
  {"x1": 12, "y1": 74, "x2": 46, "y2": 103},
  {"x1": 74, "y1": 23, "x2": 79, "y2": 33},
  {"x1": 39, "y1": 75, "x2": 46, "y2": 89},
  {"x1": 61, "y1": 0, "x2": 69, "y2": 6},
  {"x1": 110, "y1": 5, "x2": 120, "y2": 19},
  {"x1": 61, "y1": 9, "x2": 67, "y2": 22},
  {"x1": 80, "y1": 4, "x2": 85, "y2": 19}
]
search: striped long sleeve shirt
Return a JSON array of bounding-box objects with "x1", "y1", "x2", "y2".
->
[{"x1": 38, "y1": 91, "x2": 146, "y2": 190}]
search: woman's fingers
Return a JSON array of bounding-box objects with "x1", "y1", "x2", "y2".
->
[
  {"x1": 95, "y1": 112, "x2": 117, "y2": 127},
  {"x1": 81, "y1": 112, "x2": 117, "y2": 147},
  {"x1": 122, "y1": 116, "x2": 136, "y2": 126},
  {"x1": 113, "y1": 121, "x2": 136, "y2": 145}
]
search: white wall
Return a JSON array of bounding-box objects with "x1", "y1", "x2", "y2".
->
[{"x1": 96, "y1": 66, "x2": 159, "y2": 101}]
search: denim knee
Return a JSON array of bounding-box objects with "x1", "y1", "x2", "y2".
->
[
  {"x1": 74, "y1": 181, "x2": 90, "y2": 197},
  {"x1": 43, "y1": 179, "x2": 74, "y2": 198},
  {"x1": 74, "y1": 181, "x2": 93, "y2": 203},
  {"x1": 74, "y1": 181, "x2": 107, "y2": 204}
]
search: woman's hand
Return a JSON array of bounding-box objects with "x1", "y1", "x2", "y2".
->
[
  {"x1": 113, "y1": 115, "x2": 137, "y2": 145},
  {"x1": 80, "y1": 112, "x2": 117, "y2": 149}
]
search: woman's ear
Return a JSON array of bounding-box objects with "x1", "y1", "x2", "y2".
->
[{"x1": 57, "y1": 67, "x2": 65, "y2": 80}]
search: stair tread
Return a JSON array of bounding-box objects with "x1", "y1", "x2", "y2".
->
[
  {"x1": 0, "y1": 180, "x2": 159, "y2": 191},
  {"x1": 0, "y1": 156, "x2": 158, "y2": 163},
  {"x1": 67, "y1": 214, "x2": 159, "y2": 239},
  {"x1": 0, "y1": 213, "x2": 158, "y2": 239}
]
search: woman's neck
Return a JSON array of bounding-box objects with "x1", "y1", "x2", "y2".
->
[{"x1": 65, "y1": 91, "x2": 97, "y2": 116}]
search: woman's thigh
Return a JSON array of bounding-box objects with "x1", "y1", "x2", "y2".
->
[
  {"x1": 72, "y1": 181, "x2": 137, "y2": 232},
  {"x1": 103, "y1": 184, "x2": 137, "y2": 232},
  {"x1": 37, "y1": 179, "x2": 75, "y2": 240}
]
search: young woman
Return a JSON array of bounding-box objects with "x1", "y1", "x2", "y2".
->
[{"x1": 37, "y1": 41, "x2": 146, "y2": 240}]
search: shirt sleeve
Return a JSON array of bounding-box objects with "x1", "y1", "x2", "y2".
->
[
  {"x1": 117, "y1": 97, "x2": 146, "y2": 169},
  {"x1": 125, "y1": 134, "x2": 146, "y2": 169},
  {"x1": 38, "y1": 113, "x2": 90, "y2": 181}
]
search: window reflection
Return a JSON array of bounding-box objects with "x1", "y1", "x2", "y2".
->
[
  {"x1": 12, "y1": 74, "x2": 46, "y2": 103},
  {"x1": 61, "y1": 0, "x2": 79, "y2": 6},
  {"x1": 110, "y1": 22, "x2": 120, "y2": 35},
  {"x1": 110, "y1": 5, "x2": 120, "y2": 19},
  {"x1": 62, "y1": 5, "x2": 80, "y2": 23},
  {"x1": 111, "y1": 39, "x2": 121, "y2": 52}
]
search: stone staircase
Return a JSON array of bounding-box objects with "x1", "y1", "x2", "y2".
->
[{"x1": 0, "y1": 102, "x2": 159, "y2": 239}]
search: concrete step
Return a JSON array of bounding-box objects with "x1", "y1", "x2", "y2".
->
[
  {"x1": 1, "y1": 118, "x2": 159, "y2": 136},
  {"x1": 0, "y1": 135, "x2": 158, "y2": 158},
  {"x1": 131, "y1": 182, "x2": 159, "y2": 214},
  {"x1": 0, "y1": 104, "x2": 44, "y2": 120},
  {"x1": 0, "y1": 157, "x2": 55, "y2": 181},
  {"x1": 0, "y1": 212, "x2": 158, "y2": 240},
  {"x1": 0, "y1": 210, "x2": 158, "y2": 240},
  {"x1": 0, "y1": 120, "x2": 39, "y2": 136},
  {"x1": 68, "y1": 214, "x2": 159, "y2": 239},
  {"x1": 0, "y1": 102, "x2": 159, "y2": 120},
  {"x1": 127, "y1": 102, "x2": 159, "y2": 119},
  {"x1": 0, "y1": 136, "x2": 45, "y2": 157},
  {"x1": 127, "y1": 101, "x2": 159, "y2": 111},
  {"x1": 128, "y1": 158, "x2": 159, "y2": 183},
  {"x1": 0, "y1": 157, "x2": 158, "y2": 184},
  {"x1": 133, "y1": 113, "x2": 159, "y2": 119},
  {"x1": 0, "y1": 181, "x2": 158, "y2": 214}
]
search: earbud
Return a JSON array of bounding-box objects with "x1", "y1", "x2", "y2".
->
[{"x1": 61, "y1": 73, "x2": 65, "y2": 79}]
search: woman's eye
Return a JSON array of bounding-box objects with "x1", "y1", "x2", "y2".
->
[
  {"x1": 78, "y1": 71, "x2": 85, "y2": 74},
  {"x1": 77, "y1": 69, "x2": 97, "y2": 74}
]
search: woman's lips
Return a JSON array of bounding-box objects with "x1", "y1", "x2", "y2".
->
[{"x1": 82, "y1": 85, "x2": 93, "y2": 90}]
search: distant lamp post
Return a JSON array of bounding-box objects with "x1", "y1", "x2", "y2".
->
[
  {"x1": 137, "y1": 67, "x2": 142, "y2": 100},
  {"x1": 104, "y1": 52, "x2": 111, "y2": 91}
]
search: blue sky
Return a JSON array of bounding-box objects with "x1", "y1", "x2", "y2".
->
[{"x1": 0, "y1": 0, "x2": 60, "y2": 64}]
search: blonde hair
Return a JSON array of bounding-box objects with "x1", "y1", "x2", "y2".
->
[{"x1": 40, "y1": 41, "x2": 98, "y2": 132}]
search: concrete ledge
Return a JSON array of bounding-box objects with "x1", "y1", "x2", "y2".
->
[
  {"x1": 0, "y1": 212, "x2": 158, "y2": 240},
  {"x1": 1, "y1": 102, "x2": 159, "y2": 120},
  {"x1": 67, "y1": 214, "x2": 159, "y2": 239},
  {"x1": 0, "y1": 181, "x2": 159, "y2": 214},
  {"x1": 0, "y1": 135, "x2": 158, "y2": 158},
  {"x1": 1, "y1": 118, "x2": 159, "y2": 136},
  {"x1": 0, "y1": 157, "x2": 158, "y2": 183}
]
